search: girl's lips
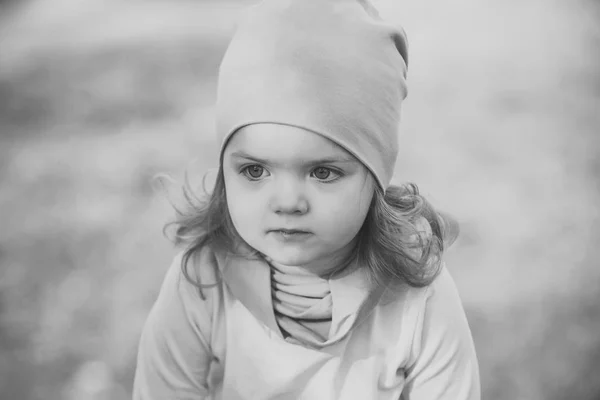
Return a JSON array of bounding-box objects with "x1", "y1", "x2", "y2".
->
[
  {"x1": 273, "y1": 229, "x2": 311, "y2": 234},
  {"x1": 269, "y1": 229, "x2": 313, "y2": 241}
]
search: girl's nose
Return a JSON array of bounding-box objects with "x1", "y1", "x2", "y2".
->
[{"x1": 269, "y1": 178, "x2": 309, "y2": 215}]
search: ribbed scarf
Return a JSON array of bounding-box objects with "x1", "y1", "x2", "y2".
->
[{"x1": 270, "y1": 262, "x2": 333, "y2": 346}]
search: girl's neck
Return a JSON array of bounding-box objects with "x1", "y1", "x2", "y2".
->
[{"x1": 265, "y1": 240, "x2": 358, "y2": 279}]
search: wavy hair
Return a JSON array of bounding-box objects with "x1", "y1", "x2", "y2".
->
[{"x1": 163, "y1": 166, "x2": 458, "y2": 294}]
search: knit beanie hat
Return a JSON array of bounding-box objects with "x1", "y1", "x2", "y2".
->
[{"x1": 216, "y1": 0, "x2": 408, "y2": 190}]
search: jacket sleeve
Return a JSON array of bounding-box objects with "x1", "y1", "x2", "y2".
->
[
  {"x1": 401, "y1": 266, "x2": 481, "y2": 400},
  {"x1": 133, "y1": 254, "x2": 213, "y2": 400}
]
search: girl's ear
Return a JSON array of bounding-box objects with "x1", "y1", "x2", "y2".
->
[{"x1": 437, "y1": 211, "x2": 460, "y2": 248}]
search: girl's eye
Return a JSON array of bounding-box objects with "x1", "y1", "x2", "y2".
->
[
  {"x1": 242, "y1": 165, "x2": 266, "y2": 179},
  {"x1": 313, "y1": 167, "x2": 331, "y2": 180},
  {"x1": 311, "y1": 167, "x2": 340, "y2": 182}
]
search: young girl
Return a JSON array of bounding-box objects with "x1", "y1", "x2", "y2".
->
[{"x1": 133, "y1": 0, "x2": 480, "y2": 399}]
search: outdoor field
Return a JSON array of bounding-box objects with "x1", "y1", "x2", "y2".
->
[{"x1": 1, "y1": 0, "x2": 599, "y2": 399}]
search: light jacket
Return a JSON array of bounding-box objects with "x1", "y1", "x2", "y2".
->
[{"x1": 133, "y1": 246, "x2": 480, "y2": 399}]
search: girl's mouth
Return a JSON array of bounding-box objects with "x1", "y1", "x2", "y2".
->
[{"x1": 269, "y1": 229, "x2": 312, "y2": 241}]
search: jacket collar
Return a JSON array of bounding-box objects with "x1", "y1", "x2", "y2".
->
[{"x1": 217, "y1": 246, "x2": 385, "y2": 345}]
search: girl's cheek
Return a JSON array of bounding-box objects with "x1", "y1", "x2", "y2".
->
[{"x1": 229, "y1": 183, "x2": 265, "y2": 210}]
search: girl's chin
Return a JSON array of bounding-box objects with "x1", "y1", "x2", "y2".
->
[
  {"x1": 262, "y1": 252, "x2": 314, "y2": 267},
  {"x1": 256, "y1": 246, "x2": 318, "y2": 267}
]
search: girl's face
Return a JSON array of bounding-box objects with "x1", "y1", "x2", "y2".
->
[{"x1": 223, "y1": 124, "x2": 375, "y2": 274}]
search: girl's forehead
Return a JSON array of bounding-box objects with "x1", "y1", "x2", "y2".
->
[{"x1": 225, "y1": 124, "x2": 356, "y2": 161}]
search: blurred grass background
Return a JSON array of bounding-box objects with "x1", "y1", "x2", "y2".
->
[{"x1": 0, "y1": 0, "x2": 599, "y2": 399}]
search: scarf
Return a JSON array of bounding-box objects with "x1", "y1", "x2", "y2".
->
[{"x1": 270, "y1": 262, "x2": 333, "y2": 346}]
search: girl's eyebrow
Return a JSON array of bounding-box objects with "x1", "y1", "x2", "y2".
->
[{"x1": 229, "y1": 151, "x2": 356, "y2": 167}]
